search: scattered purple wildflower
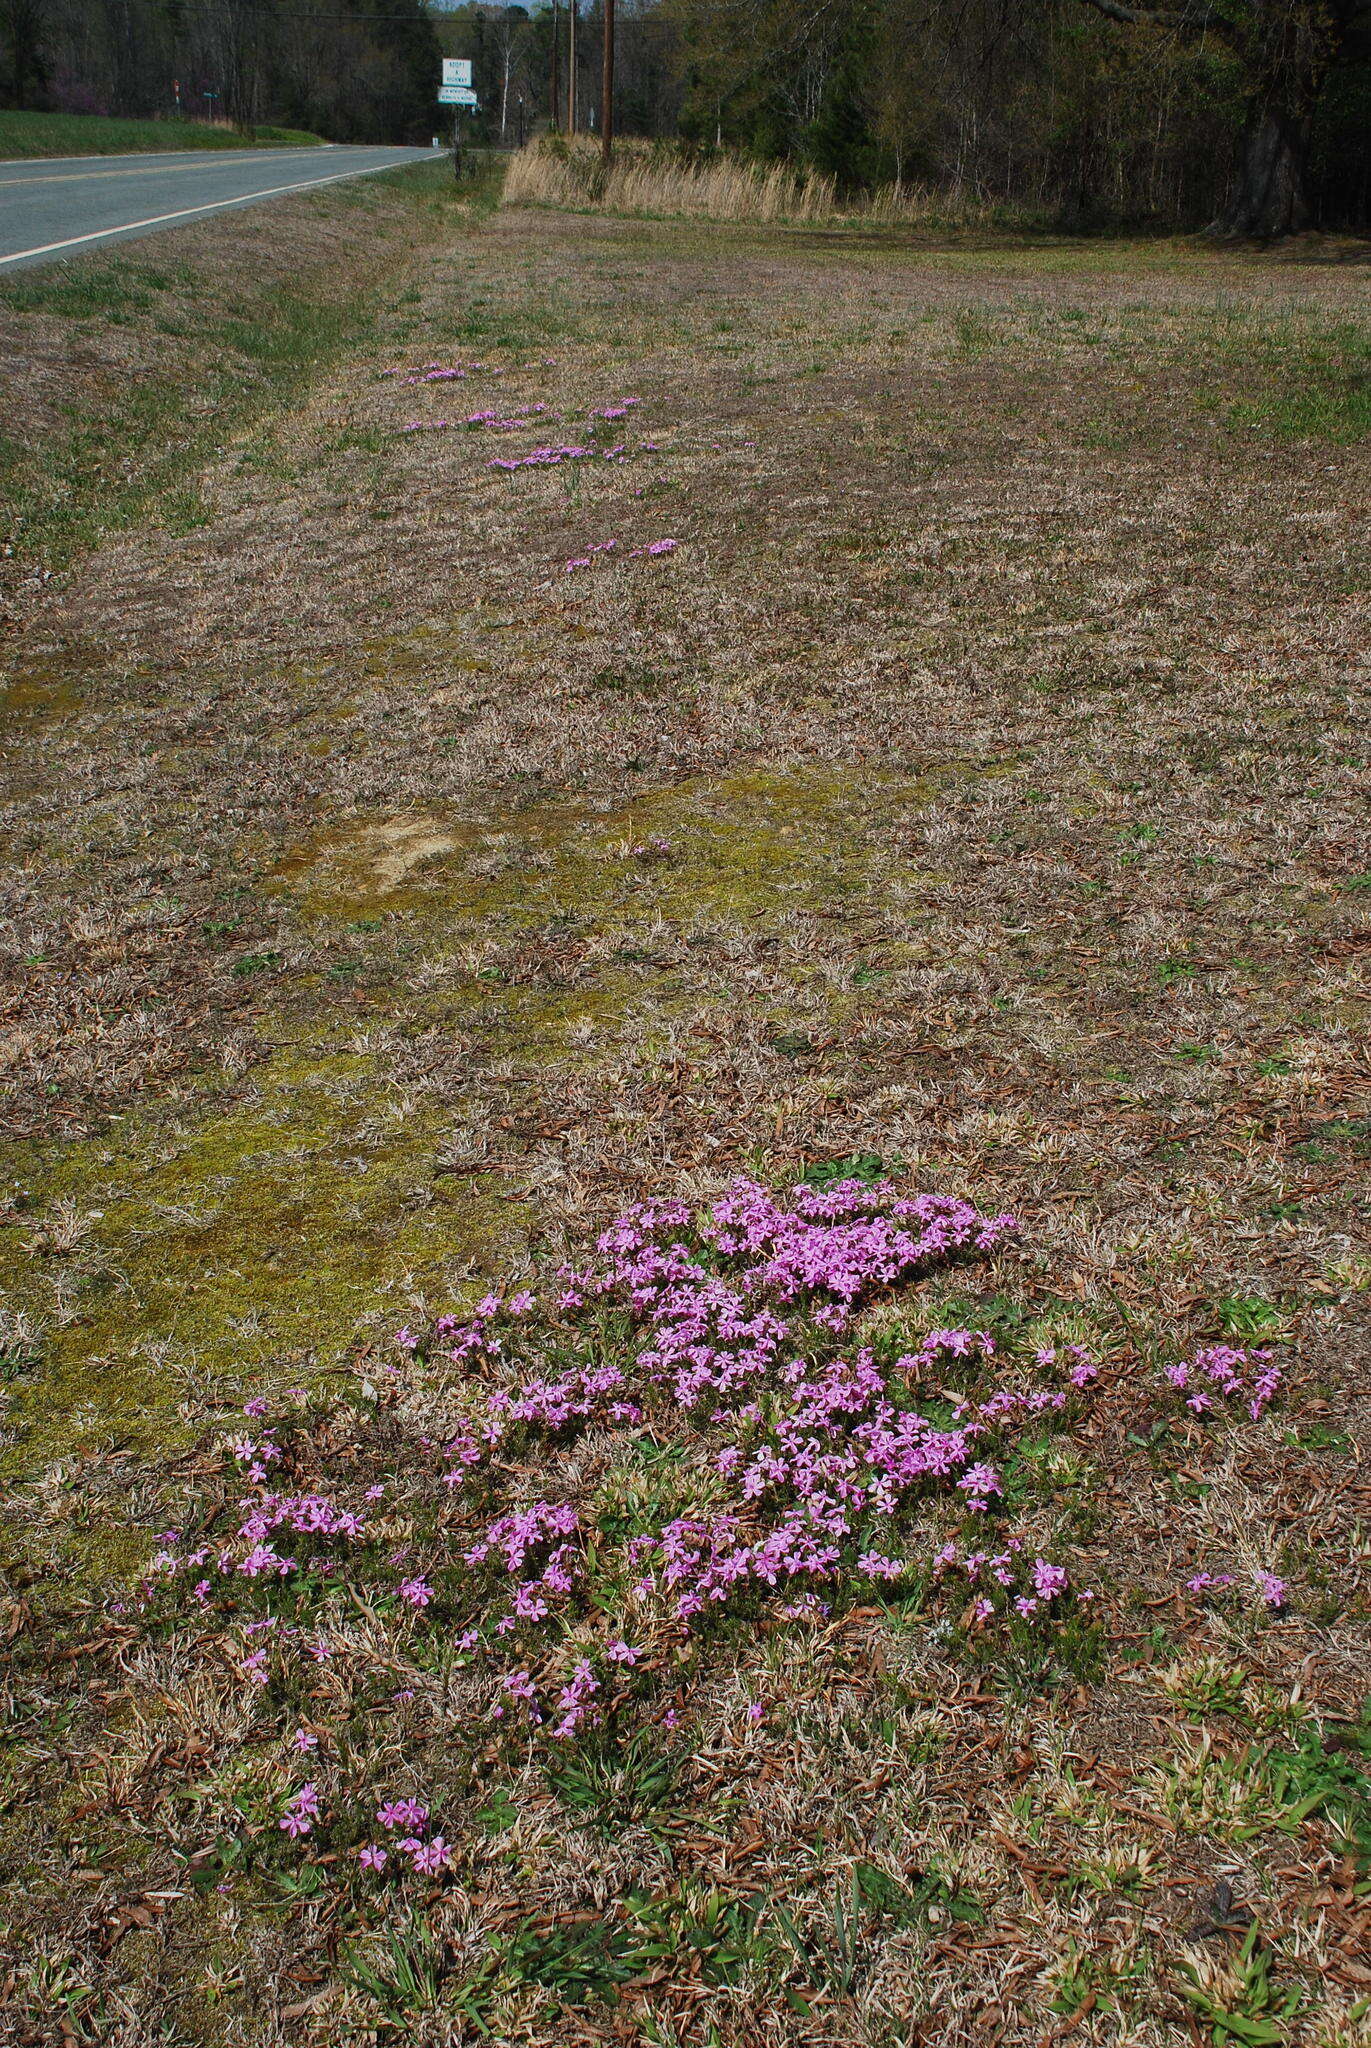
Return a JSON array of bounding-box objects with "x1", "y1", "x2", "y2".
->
[{"x1": 1164, "y1": 1345, "x2": 1282, "y2": 1421}]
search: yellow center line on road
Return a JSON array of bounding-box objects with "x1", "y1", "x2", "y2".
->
[
  {"x1": 0, "y1": 152, "x2": 336, "y2": 187},
  {"x1": 0, "y1": 160, "x2": 411, "y2": 268}
]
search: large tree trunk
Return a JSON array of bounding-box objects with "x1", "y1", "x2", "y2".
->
[
  {"x1": 3, "y1": 0, "x2": 48, "y2": 109},
  {"x1": 1217, "y1": 99, "x2": 1310, "y2": 238}
]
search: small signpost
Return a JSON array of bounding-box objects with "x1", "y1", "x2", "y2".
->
[{"x1": 439, "y1": 59, "x2": 478, "y2": 179}]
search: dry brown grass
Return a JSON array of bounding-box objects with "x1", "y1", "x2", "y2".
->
[
  {"x1": 0, "y1": 189, "x2": 1368, "y2": 2045},
  {"x1": 503, "y1": 135, "x2": 1004, "y2": 228}
]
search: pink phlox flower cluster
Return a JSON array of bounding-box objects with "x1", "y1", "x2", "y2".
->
[
  {"x1": 373, "y1": 1180, "x2": 1077, "y2": 1667},
  {"x1": 564, "y1": 538, "x2": 621, "y2": 573},
  {"x1": 957, "y1": 1462, "x2": 1004, "y2": 1510},
  {"x1": 704, "y1": 1181, "x2": 1015, "y2": 1306},
  {"x1": 920, "y1": 1328, "x2": 996, "y2": 1363},
  {"x1": 465, "y1": 404, "x2": 548, "y2": 429},
  {"x1": 501, "y1": 1669, "x2": 540, "y2": 1717},
  {"x1": 225, "y1": 1492, "x2": 365, "y2": 1582},
  {"x1": 1034, "y1": 1343, "x2": 1097, "y2": 1388},
  {"x1": 364, "y1": 1798, "x2": 450, "y2": 1876},
  {"x1": 437, "y1": 1299, "x2": 505, "y2": 1366},
  {"x1": 552, "y1": 1657, "x2": 601, "y2": 1739},
  {"x1": 280, "y1": 1782, "x2": 320, "y2": 1838},
  {"x1": 935, "y1": 1542, "x2": 1073, "y2": 1625},
  {"x1": 404, "y1": 1835, "x2": 452, "y2": 1875},
  {"x1": 857, "y1": 1551, "x2": 905, "y2": 1579},
  {"x1": 467, "y1": 1501, "x2": 580, "y2": 1576},
  {"x1": 229, "y1": 1435, "x2": 283, "y2": 1475},
  {"x1": 398, "y1": 1577, "x2": 434, "y2": 1608},
  {"x1": 973, "y1": 1386, "x2": 1067, "y2": 1425},
  {"x1": 1165, "y1": 1345, "x2": 1280, "y2": 1421},
  {"x1": 652, "y1": 1506, "x2": 844, "y2": 1620},
  {"x1": 1186, "y1": 1571, "x2": 1235, "y2": 1594},
  {"x1": 377, "y1": 1798, "x2": 428, "y2": 1831},
  {"x1": 492, "y1": 443, "x2": 592, "y2": 473},
  {"x1": 399, "y1": 361, "x2": 487, "y2": 384}
]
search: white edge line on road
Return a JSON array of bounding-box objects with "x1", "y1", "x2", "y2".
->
[{"x1": 0, "y1": 159, "x2": 414, "y2": 267}]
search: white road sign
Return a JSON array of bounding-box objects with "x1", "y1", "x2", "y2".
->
[
  {"x1": 438, "y1": 85, "x2": 478, "y2": 107},
  {"x1": 441, "y1": 58, "x2": 473, "y2": 87}
]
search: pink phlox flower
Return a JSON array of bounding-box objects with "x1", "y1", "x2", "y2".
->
[
  {"x1": 408, "y1": 1835, "x2": 452, "y2": 1876},
  {"x1": 1031, "y1": 1558, "x2": 1069, "y2": 1601},
  {"x1": 280, "y1": 1783, "x2": 320, "y2": 1838},
  {"x1": 1186, "y1": 1571, "x2": 1234, "y2": 1594},
  {"x1": 377, "y1": 1798, "x2": 428, "y2": 1831},
  {"x1": 957, "y1": 1462, "x2": 1003, "y2": 1510},
  {"x1": 358, "y1": 1843, "x2": 387, "y2": 1872},
  {"x1": 398, "y1": 1576, "x2": 435, "y2": 1609},
  {"x1": 857, "y1": 1551, "x2": 904, "y2": 1580}
]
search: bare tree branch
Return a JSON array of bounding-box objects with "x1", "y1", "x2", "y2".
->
[{"x1": 1076, "y1": 0, "x2": 1223, "y2": 33}]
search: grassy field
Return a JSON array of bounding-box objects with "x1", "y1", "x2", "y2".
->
[
  {"x1": 0, "y1": 172, "x2": 1368, "y2": 2046},
  {"x1": 0, "y1": 110, "x2": 322, "y2": 159}
]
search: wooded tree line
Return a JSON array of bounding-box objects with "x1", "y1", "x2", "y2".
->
[
  {"x1": 4, "y1": 0, "x2": 1368, "y2": 233},
  {"x1": 657, "y1": 0, "x2": 1371, "y2": 236},
  {"x1": 1, "y1": 0, "x2": 442, "y2": 142}
]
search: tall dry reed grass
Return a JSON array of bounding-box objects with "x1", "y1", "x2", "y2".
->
[{"x1": 501, "y1": 137, "x2": 1003, "y2": 230}]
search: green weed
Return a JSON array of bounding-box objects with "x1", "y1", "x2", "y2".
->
[
  {"x1": 1175, "y1": 1924, "x2": 1303, "y2": 2046},
  {"x1": 546, "y1": 1730, "x2": 678, "y2": 1840}
]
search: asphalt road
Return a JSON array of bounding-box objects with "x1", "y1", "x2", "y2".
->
[{"x1": 0, "y1": 144, "x2": 437, "y2": 271}]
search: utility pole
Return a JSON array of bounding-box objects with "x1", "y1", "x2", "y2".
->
[
  {"x1": 550, "y1": 0, "x2": 560, "y2": 131},
  {"x1": 567, "y1": 0, "x2": 577, "y2": 135},
  {"x1": 601, "y1": 0, "x2": 615, "y2": 165}
]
